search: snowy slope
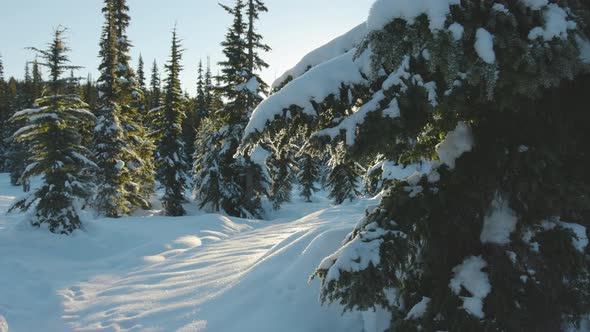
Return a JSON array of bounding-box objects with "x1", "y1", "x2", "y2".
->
[{"x1": 0, "y1": 174, "x2": 375, "y2": 331}]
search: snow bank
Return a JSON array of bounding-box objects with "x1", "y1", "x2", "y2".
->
[
  {"x1": 367, "y1": 0, "x2": 460, "y2": 33},
  {"x1": 475, "y1": 28, "x2": 496, "y2": 64},
  {"x1": 0, "y1": 173, "x2": 376, "y2": 331},
  {"x1": 272, "y1": 23, "x2": 368, "y2": 89},
  {"x1": 192, "y1": 196, "x2": 377, "y2": 332},
  {"x1": 435, "y1": 121, "x2": 474, "y2": 169},
  {"x1": 480, "y1": 195, "x2": 518, "y2": 245},
  {"x1": 449, "y1": 256, "x2": 491, "y2": 319},
  {"x1": 528, "y1": 4, "x2": 577, "y2": 41}
]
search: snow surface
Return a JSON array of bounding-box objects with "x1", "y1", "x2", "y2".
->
[
  {"x1": 449, "y1": 256, "x2": 491, "y2": 319},
  {"x1": 528, "y1": 4, "x2": 577, "y2": 41},
  {"x1": 272, "y1": 23, "x2": 368, "y2": 89},
  {"x1": 0, "y1": 173, "x2": 380, "y2": 332},
  {"x1": 367, "y1": 0, "x2": 460, "y2": 33},
  {"x1": 475, "y1": 28, "x2": 496, "y2": 64},
  {"x1": 435, "y1": 121, "x2": 474, "y2": 169},
  {"x1": 480, "y1": 195, "x2": 518, "y2": 245}
]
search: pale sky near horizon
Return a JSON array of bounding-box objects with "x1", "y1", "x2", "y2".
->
[{"x1": 0, "y1": 0, "x2": 372, "y2": 94}]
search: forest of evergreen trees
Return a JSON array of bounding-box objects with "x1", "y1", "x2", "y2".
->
[
  {"x1": 0, "y1": 0, "x2": 365, "y2": 230},
  {"x1": 1, "y1": 0, "x2": 590, "y2": 330}
]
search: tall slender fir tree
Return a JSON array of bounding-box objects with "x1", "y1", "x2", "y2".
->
[
  {"x1": 9, "y1": 28, "x2": 97, "y2": 234},
  {"x1": 93, "y1": 0, "x2": 155, "y2": 217},
  {"x1": 152, "y1": 28, "x2": 188, "y2": 216},
  {"x1": 193, "y1": 0, "x2": 270, "y2": 218},
  {"x1": 149, "y1": 60, "x2": 162, "y2": 111}
]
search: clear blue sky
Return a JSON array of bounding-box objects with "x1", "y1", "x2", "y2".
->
[{"x1": 0, "y1": 0, "x2": 372, "y2": 94}]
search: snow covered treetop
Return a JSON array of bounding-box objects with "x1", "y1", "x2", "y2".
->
[
  {"x1": 367, "y1": 0, "x2": 460, "y2": 33},
  {"x1": 242, "y1": 0, "x2": 590, "y2": 156},
  {"x1": 271, "y1": 23, "x2": 368, "y2": 90}
]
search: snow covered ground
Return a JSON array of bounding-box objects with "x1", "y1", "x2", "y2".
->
[{"x1": 0, "y1": 173, "x2": 374, "y2": 331}]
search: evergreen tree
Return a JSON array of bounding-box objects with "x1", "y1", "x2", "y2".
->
[
  {"x1": 195, "y1": 59, "x2": 208, "y2": 121},
  {"x1": 204, "y1": 57, "x2": 214, "y2": 112},
  {"x1": 182, "y1": 60, "x2": 208, "y2": 164},
  {"x1": 244, "y1": 0, "x2": 271, "y2": 112},
  {"x1": 80, "y1": 73, "x2": 98, "y2": 109},
  {"x1": 263, "y1": 129, "x2": 295, "y2": 210},
  {"x1": 93, "y1": 0, "x2": 134, "y2": 217},
  {"x1": 136, "y1": 54, "x2": 149, "y2": 116},
  {"x1": 297, "y1": 152, "x2": 320, "y2": 202},
  {"x1": 149, "y1": 60, "x2": 162, "y2": 111},
  {"x1": 9, "y1": 28, "x2": 96, "y2": 234},
  {"x1": 152, "y1": 28, "x2": 187, "y2": 216},
  {"x1": 6, "y1": 63, "x2": 35, "y2": 188},
  {"x1": 31, "y1": 58, "x2": 44, "y2": 99},
  {"x1": 180, "y1": 90, "x2": 196, "y2": 163},
  {"x1": 193, "y1": 0, "x2": 270, "y2": 218},
  {"x1": 268, "y1": 149, "x2": 293, "y2": 210},
  {"x1": 93, "y1": 0, "x2": 154, "y2": 217},
  {"x1": 111, "y1": 0, "x2": 156, "y2": 211},
  {"x1": 217, "y1": 0, "x2": 248, "y2": 124},
  {"x1": 0, "y1": 56, "x2": 10, "y2": 171},
  {"x1": 326, "y1": 143, "x2": 361, "y2": 204},
  {"x1": 137, "y1": 54, "x2": 146, "y2": 94},
  {"x1": 243, "y1": 1, "x2": 590, "y2": 330}
]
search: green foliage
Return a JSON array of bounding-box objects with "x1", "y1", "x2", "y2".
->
[
  {"x1": 9, "y1": 28, "x2": 97, "y2": 234},
  {"x1": 152, "y1": 28, "x2": 188, "y2": 217},
  {"x1": 193, "y1": 0, "x2": 270, "y2": 218},
  {"x1": 243, "y1": 0, "x2": 590, "y2": 329},
  {"x1": 93, "y1": 0, "x2": 155, "y2": 217},
  {"x1": 297, "y1": 153, "x2": 320, "y2": 202},
  {"x1": 326, "y1": 143, "x2": 361, "y2": 204}
]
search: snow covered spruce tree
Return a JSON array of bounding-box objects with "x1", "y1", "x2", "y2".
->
[
  {"x1": 264, "y1": 129, "x2": 295, "y2": 210},
  {"x1": 9, "y1": 28, "x2": 97, "y2": 234},
  {"x1": 151, "y1": 28, "x2": 188, "y2": 216},
  {"x1": 243, "y1": 1, "x2": 590, "y2": 330},
  {"x1": 93, "y1": 0, "x2": 155, "y2": 217},
  {"x1": 326, "y1": 142, "x2": 361, "y2": 204},
  {"x1": 111, "y1": 0, "x2": 156, "y2": 210},
  {"x1": 297, "y1": 152, "x2": 320, "y2": 202},
  {"x1": 193, "y1": 0, "x2": 269, "y2": 218}
]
